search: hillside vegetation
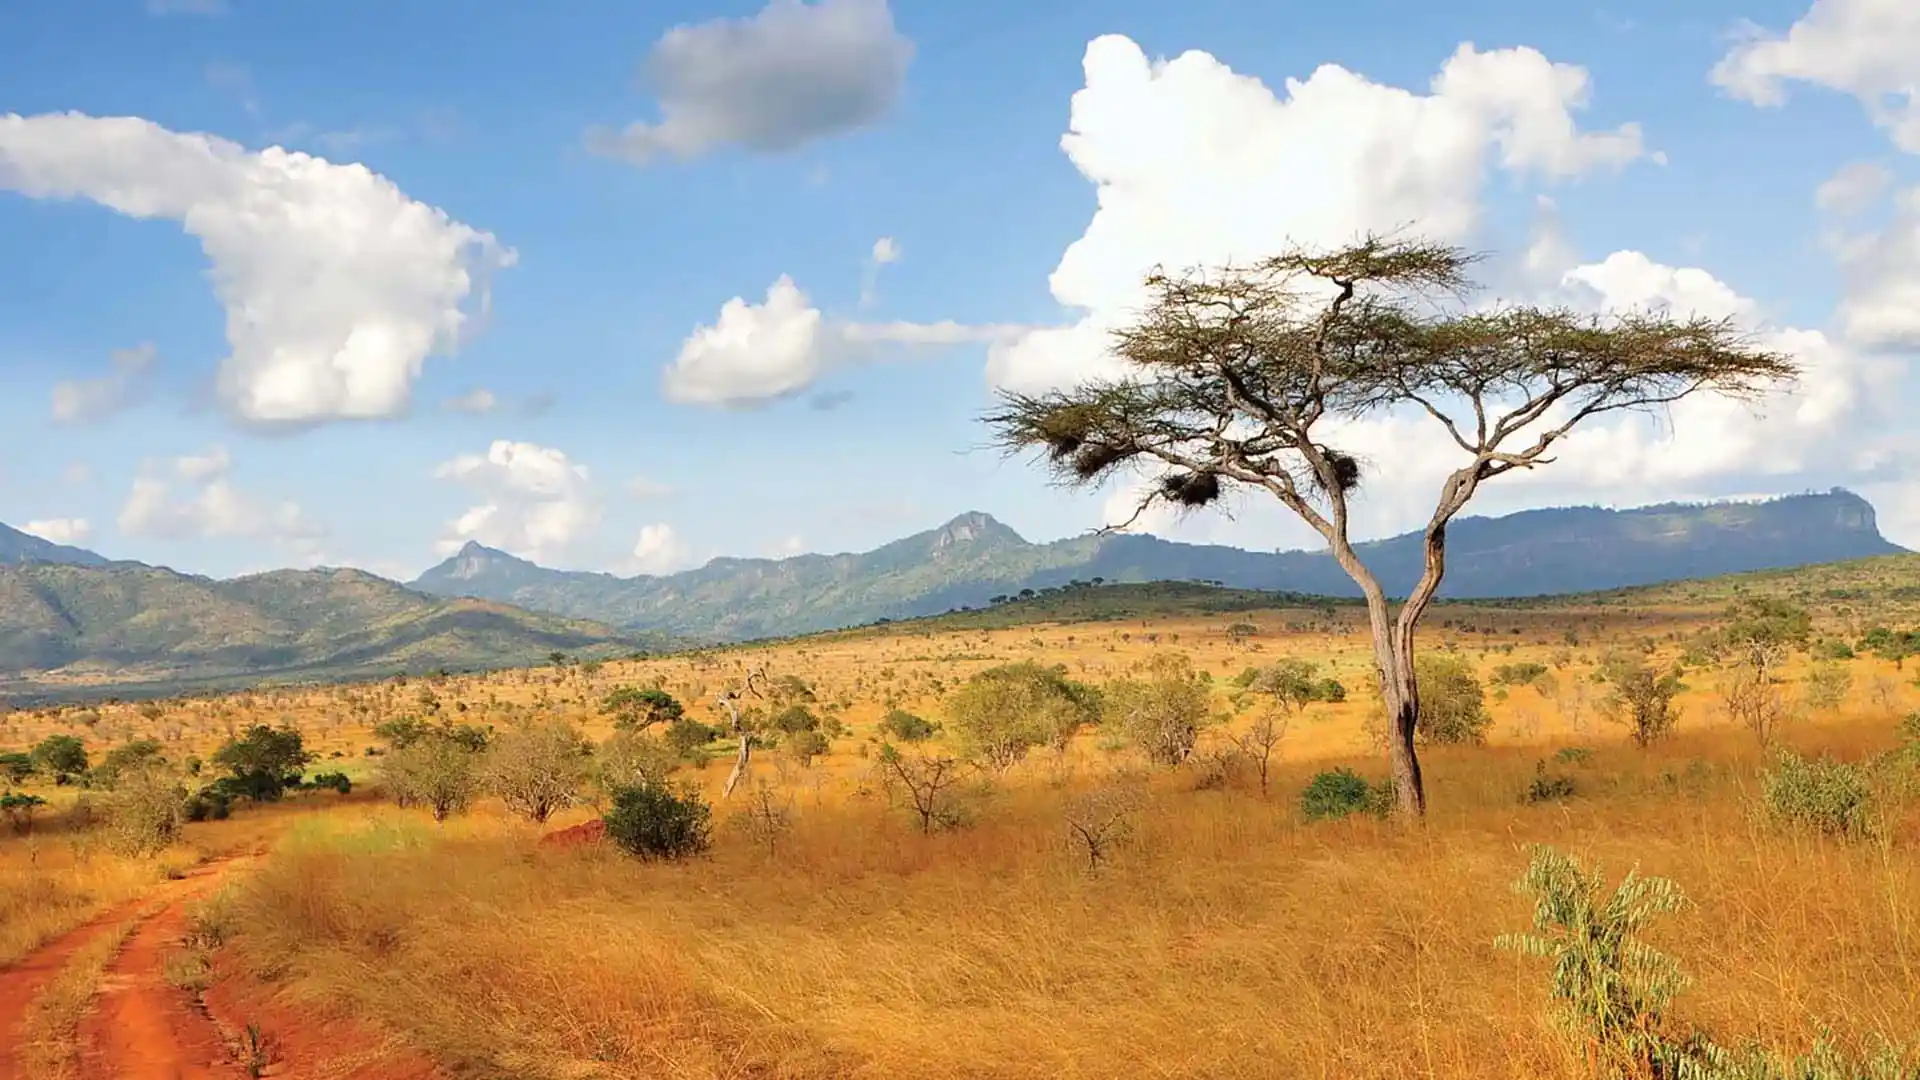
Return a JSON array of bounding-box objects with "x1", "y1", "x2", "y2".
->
[
  {"x1": 410, "y1": 490, "x2": 1903, "y2": 639},
  {"x1": 0, "y1": 562, "x2": 669, "y2": 698}
]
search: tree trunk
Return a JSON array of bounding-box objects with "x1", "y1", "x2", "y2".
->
[
  {"x1": 723, "y1": 733, "x2": 751, "y2": 799},
  {"x1": 1378, "y1": 626, "x2": 1427, "y2": 818}
]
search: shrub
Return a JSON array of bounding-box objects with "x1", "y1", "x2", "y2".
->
[
  {"x1": 878, "y1": 709, "x2": 937, "y2": 742},
  {"x1": 1552, "y1": 746, "x2": 1592, "y2": 766},
  {"x1": 601, "y1": 687, "x2": 684, "y2": 730},
  {"x1": 1759, "y1": 750, "x2": 1875, "y2": 840},
  {"x1": 92, "y1": 739, "x2": 166, "y2": 791},
  {"x1": 1300, "y1": 768, "x2": 1393, "y2": 822},
  {"x1": 783, "y1": 729, "x2": 830, "y2": 766},
  {"x1": 1522, "y1": 761, "x2": 1578, "y2": 804},
  {"x1": 29, "y1": 734, "x2": 88, "y2": 783},
  {"x1": 379, "y1": 733, "x2": 483, "y2": 822},
  {"x1": 309, "y1": 772, "x2": 352, "y2": 794},
  {"x1": 603, "y1": 777, "x2": 712, "y2": 861},
  {"x1": 211, "y1": 724, "x2": 313, "y2": 801},
  {"x1": 1491, "y1": 661, "x2": 1549, "y2": 686},
  {"x1": 946, "y1": 661, "x2": 1101, "y2": 769},
  {"x1": 1413, "y1": 654, "x2": 1491, "y2": 745},
  {"x1": 485, "y1": 721, "x2": 590, "y2": 823},
  {"x1": 184, "y1": 786, "x2": 231, "y2": 822},
  {"x1": 663, "y1": 716, "x2": 721, "y2": 761},
  {"x1": 1600, "y1": 661, "x2": 1684, "y2": 748},
  {"x1": 106, "y1": 767, "x2": 188, "y2": 856},
  {"x1": 1, "y1": 791, "x2": 47, "y2": 834},
  {"x1": 0, "y1": 751, "x2": 33, "y2": 784},
  {"x1": 1103, "y1": 654, "x2": 1213, "y2": 766},
  {"x1": 1812, "y1": 638, "x2": 1855, "y2": 661}
]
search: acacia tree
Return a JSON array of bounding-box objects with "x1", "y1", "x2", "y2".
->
[{"x1": 986, "y1": 238, "x2": 1797, "y2": 816}]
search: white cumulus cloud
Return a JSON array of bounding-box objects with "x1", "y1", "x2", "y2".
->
[
  {"x1": 434, "y1": 440, "x2": 599, "y2": 565},
  {"x1": 1828, "y1": 183, "x2": 1920, "y2": 348},
  {"x1": 0, "y1": 112, "x2": 515, "y2": 427},
  {"x1": 588, "y1": 0, "x2": 912, "y2": 164},
  {"x1": 51, "y1": 343, "x2": 156, "y2": 424},
  {"x1": 630, "y1": 523, "x2": 694, "y2": 574},
  {"x1": 1712, "y1": 0, "x2": 1920, "y2": 153},
  {"x1": 662, "y1": 275, "x2": 1024, "y2": 406},
  {"x1": 117, "y1": 446, "x2": 325, "y2": 549},
  {"x1": 985, "y1": 35, "x2": 1656, "y2": 395},
  {"x1": 22, "y1": 519, "x2": 93, "y2": 546}
]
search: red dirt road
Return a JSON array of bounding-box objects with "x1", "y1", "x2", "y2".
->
[
  {"x1": 3, "y1": 854, "x2": 445, "y2": 1080},
  {"x1": 0, "y1": 899, "x2": 147, "y2": 1077},
  {"x1": 77, "y1": 887, "x2": 240, "y2": 1079}
]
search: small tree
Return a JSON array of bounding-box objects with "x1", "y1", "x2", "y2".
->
[
  {"x1": 876, "y1": 744, "x2": 972, "y2": 834},
  {"x1": 1601, "y1": 662, "x2": 1684, "y2": 748},
  {"x1": 1719, "y1": 643, "x2": 1791, "y2": 744},
  {"x1": 211, "y1": 724, "x2": 312, "y2": 801},
  {"x1": 486, "y1": 721, "x2": 590, "y2": 824},
  {"x1": 595, "y1": 730, "x2": 680, "y2": 798},
  {"x1": 986, "y1": 238, "x2": 1797, "y2": 815},
  {"x1": 878, "y1": 709, "x2": 938, "y2": 742},
  {"x1": 380, "y1": 732, "x2": 484, "y2": 822},
  {"x1": 1411, "y1": 654, "x2": 1491, "y2": 745},
  {"x1": 92, "y1": 739, "x2": 167, "y2": 791},
  {"x1": 1064, "y1": 781, "x2": 1147, "y2": 871},
  {"x1": 105, "y1": 765, "x2": 188, "y2": 856},
  {"x1": 1103, "y1": 653, "x2": 1213, "y2": 766},
  {"x1": 945, "y1": 662, "x2": 1101, "y2": 770},
  {"x1": 30, "y1": 734, "x2": 88, "y2": 784},
  {"x1": 602, "y1": 687, "x2": 684, "y2": 731}
]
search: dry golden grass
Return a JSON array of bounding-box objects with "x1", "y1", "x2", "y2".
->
[
  {"x1": 5, "y1": 590, "x2": 1919, "y2": 1078},
  {"x1": 0, "y1": 797, "x2": 316, "y2": 967},
  {"x1": 216, "y1": 718, "x2": 1920, "y2": 1080}
]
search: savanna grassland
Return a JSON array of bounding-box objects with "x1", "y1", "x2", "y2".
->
[{"x1": 3, "y1": 566, "x2": 1920, "y2": 1079}]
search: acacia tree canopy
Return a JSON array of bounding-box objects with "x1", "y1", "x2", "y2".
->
[{"x1": 985, "y1": 237, "x2": 1798, "y2": 817}]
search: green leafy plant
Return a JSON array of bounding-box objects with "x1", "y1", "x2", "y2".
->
[
  {"x1": 1759, "y1": 750, "x2": 1876, "y2": 840},
  {"x1": 603, "y1": 776, "x2": 713, "y2": 861},
  {"x1": 1299, "y1": 768, "x2": 1393, "y2": 822}
]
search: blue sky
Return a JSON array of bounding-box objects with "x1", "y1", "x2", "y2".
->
[{"x1": 1, "y1": 0, "x2": 1915, "y2": 580}]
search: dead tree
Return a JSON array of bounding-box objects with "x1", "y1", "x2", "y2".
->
[
  {"x1": 715, "y1": 665, "x2": 768, "y2": 800},
  {"x1": 987, "y1": 236, "x2": 1798, "y2": 817}
]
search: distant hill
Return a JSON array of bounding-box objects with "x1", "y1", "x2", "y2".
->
[
  {"x1": 411, "y1": 489, "x2": 1905, "y2": 641},
  {"x1": 0, "y1": 561, "x2": 675, "y2": 698},
  {"x1": 0, "y1": 522, "x2": 110, "y2": 568}
]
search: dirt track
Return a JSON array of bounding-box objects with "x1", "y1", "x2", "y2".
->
[{"x1": 2, "y1": 856, "x2": 443, "y2": 1080}]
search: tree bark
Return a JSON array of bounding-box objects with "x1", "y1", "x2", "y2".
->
[{"x1": 722, "y1": 734, "x2": 752, "y2": 799}]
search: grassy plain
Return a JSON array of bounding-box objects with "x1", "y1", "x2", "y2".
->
[{"x1": 3, "y1": 568, "x2": 1919, "y2": 1077}]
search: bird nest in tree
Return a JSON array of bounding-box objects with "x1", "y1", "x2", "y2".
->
[
  {"x1": 1160, "y1": 471, "x2": 1222, "y2": 507},
  {"x1": 1316, "y1": 448, "x2": 1361, "y2": 494}
]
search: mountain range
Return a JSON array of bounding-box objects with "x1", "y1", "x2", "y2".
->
[
  {"x1": 0, "y1": 489, "x2": 1903, "y2": 695},
  {"x1": 410, "y1": 489, "x2": 1905, "y2": 640}
]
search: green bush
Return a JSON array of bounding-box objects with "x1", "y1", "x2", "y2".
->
[
  {"x1": 1522, "y1": 761, "x2": 1578, "y2": 804},
  {"x1": 0, "y1": 751, "x2": 33, "y2": 785},
  {"x1": 1491, "y1": 661, "x2": 1549, "y2": 686},
  {"x1": 309, "y1": 771, "x2": 352, "y2": 794},
  {"x1": 1552, "y1": 746, "x2": 1593, "y2": 766},
  {"x1": 1759, "y1": 750, "x2": 1875, "y2": 840},
  {"x1": 1413, "y1": 654, "x2": 1491, "y2": 745},
  {"x1": 2, "y1": 791, "x2": 48, "y2": 834},
  {"x1": 604, "y1": 777, "x2": 712, "y2": 861},
  {"x1": 1299, "y1": 768, "x2": 1394, "y2": 821},
  {"x1": 184, "y1": 786, "x2": 231, "y2": 822},
  {"x1": 878, "y1": 709, "x2": 937, "y2": 742},
  {"x1": 664, "y1": 716, "x2": 721, "y2": 761}
]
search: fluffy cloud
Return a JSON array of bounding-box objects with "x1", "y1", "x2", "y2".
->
[
  {"x1": 662, "y1": 275, "x2": 1023, "y2": 406},
  {"x1": 588, "y1": 0, "x2": 912, "y2": 164},
  {"x1": 51, "y1": 343, "x2": 155, "y2": 424},
  {"x1": 117, "y1": 446, "x2": 325, "y2": 548},
  {"x1": 630, "y1": 523, "x2": 693, "y2": 574},
  {"x1": 434, "y1": 440, "x2": 599, "y2": 565},
  {"x1": 1828, "y1": 183, "x2": 1920, "y2": 347},
  {"x1": 0, "y1": 112, "x2": 515, "y2": 427},
  {"x1": 22, "y1": 519, "x2": 93, "y2": 546},
  {"x1": 1712, "y1": 0, "x2": 1920, "y2": 153},
  {"x1": 986, "y1": 36, "x2": 1655, "y2": 394},
  {"x1": 1816, "y1": 161, "x2": 1894, "y2": 214}
]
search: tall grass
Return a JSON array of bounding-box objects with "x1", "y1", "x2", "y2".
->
[{"x1": 220, "y1": 728, "x2": 1920, "y2": 1080}]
